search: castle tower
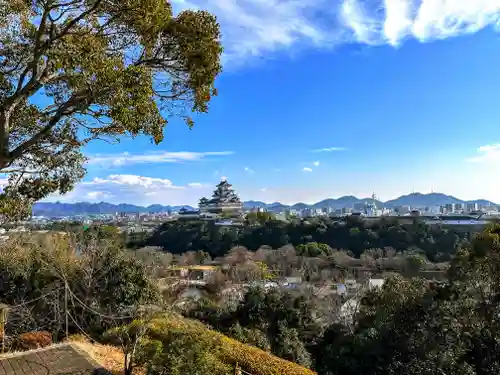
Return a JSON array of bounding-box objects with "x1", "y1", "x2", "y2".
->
[{"x1": 198, "y1": 180, "x2": 243, "y2": 218}]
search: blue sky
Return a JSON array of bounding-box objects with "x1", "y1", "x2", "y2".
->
[{"x1": 45, "y1": 0, "x2": 500, "y2": 206}]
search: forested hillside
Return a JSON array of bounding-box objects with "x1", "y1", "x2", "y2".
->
[{"x1": 145, "y1": 216, "x2": 471, "y2": 262}]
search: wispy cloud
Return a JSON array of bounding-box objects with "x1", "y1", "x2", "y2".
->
[
  {"x1": 244, "y1": 166, "x2": 255, "y2": 173},
  {"x1": 312, "y1": 147, "x2": 346, "y2": 153},
  {"x1": 172, "y1": 0, "x2": 500, "y2": 64},
  {"x1": 88, "y1": 174, "x2": 185, "y2": 189},
  {"x1": 46, "y1": 174, "x2": 214, "y2": 206},
  {"x1": 466, "y1": 143, "x2": 500, "y2": 164},
  {"x1": 85, "y1": 191, "x2": 114, "y2": 201},
  {"x1": 302, "y1": 167, "x2": 313, "y2": 172},
  {"x1": 313, "y1": 161, "x2": 320, "y2": 167},
  {"x1": 187, "y1": 182, "x2": 208, "y2": 188},
  {"x1": 87, "y1": 151, "x2": 233, "y2": 167}
]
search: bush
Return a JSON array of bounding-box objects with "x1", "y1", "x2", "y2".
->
[
  {"x1": 143, "y1": 327, "x2": 232, "y2": 375},
  {"x1": 228, "y1": 323, "x2": 271, "y2": 351},
  {"x1": 15, "y1": 331, "x2": 52, "y2": 350},
  {"x1": 0, "y1": 237, "x2": 158, "y2": 338},
  {"x1": 147, "y1": 315, "x2": 317, "y2": 375},
  {"x1": 66, "y1": 334, "x2": 88, "y2": 343}
]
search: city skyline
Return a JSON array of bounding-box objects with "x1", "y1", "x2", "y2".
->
[
  {"x1": 17, "y1": 1, "x2": 500, "y2": 206},
  {"x1": 34, "y1": 187, "x2": 499, "y2": 208}
]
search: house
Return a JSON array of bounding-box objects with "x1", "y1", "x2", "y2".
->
[
  {"x1": 165, "y1": 265, "x2": 218, "y2": 281},
  {"x1": 0, "y1": 343, "x2": 111, "y2": 375},
  {"x1": 368, "y1": 278, "x2": 385, "y2": 289}
]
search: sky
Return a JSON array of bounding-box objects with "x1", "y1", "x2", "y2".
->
[{"x1": 36, "y1": 0, "x2": 500, "y2": 205}]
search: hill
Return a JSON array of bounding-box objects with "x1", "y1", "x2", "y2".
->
[
  {"x1": 33, "y1": 202, "x2": 195, "y2": 217},
  {"x1": 384, "y1": 193, "x2": 497, "y2": 208},
  {"x1": 243, "y1": 201, "x2": 268, "y2": 209},
  {"x1": 384, "y1": 193, "x2": 463, "y2": 208}
]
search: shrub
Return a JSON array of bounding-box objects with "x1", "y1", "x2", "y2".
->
[
  {"x1": 142, "y1": 327, "x2": 232, "y2": 375},
  {"x1": 147, "y1": 315, "x2": 317, "y2": 375},
  {"x1": 66, "y1": 334, "x2": 88, "y2": 343},
  {"x1": 15, "y1": 331, "x2": 52, "y2": 350}
]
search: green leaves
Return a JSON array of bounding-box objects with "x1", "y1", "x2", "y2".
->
[{"x1": 0, "y1": 0, "x2": 222, "y2": 220}]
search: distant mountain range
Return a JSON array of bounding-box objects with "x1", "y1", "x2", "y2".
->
[
  {"x1": 32, "y1": 202, "x2": 196, "y2": 217},
  {"x1": 245, "y1": 193, "x2": 497, "y2": 213},
  {"x1": 32, "y1": 193, "x2": 498, "y2": 217}
]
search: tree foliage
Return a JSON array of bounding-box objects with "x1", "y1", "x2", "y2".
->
[
  {"x1": 0, "y1": 0, "x2": 222, "y2": 219},
  {"x1": 147, "y1": 217, "x2": 467, "y2": 262},
  {"x1": 0, "y1": 233, "x2": 158, "y2": 339},
  {"x1": 185, "y1": 286, "x2": 323, "y2": 368},
  {"x1": 313, "y1": 223, "x2": 500, "y2": 375}
]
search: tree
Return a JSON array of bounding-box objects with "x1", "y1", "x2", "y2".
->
[
  {"x1": 0, "y1": 0, "x2": 222, "y2": 220},
  {"x1": 314, "y1": 225, "x2": 500, "y2": 375},
  {"x1": 246, "y1": 212, "x2": 275, "y2": 226},
  {"x1": 102, "y1": 319, "x2": 152, "y2": 375},
  {"x1": 0, "y1": 232, "x2": 159, "y2": 339}
]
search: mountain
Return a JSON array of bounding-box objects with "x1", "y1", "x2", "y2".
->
[
  {"x1": 384, "y1": 193, "x2": 462, "y2": 208},
  {"x1": 243, "y1": 201, "x2": 268, "y2": 209},
  {"x1": 247, "y1": 193, "x2": 498, "y2": 211},
  {"x1": 469, "y1": 199, "x2": 497, "y2": 206},
  {"x1": 266, "y1": 203, "x2": 291, "y2": 213},
  {"x1": 291, "y1": 203, "x2": 308, "y2": 210},
  {"x1": 384, "y1": 193, "x2": 498, "y2": 209},
  {"x1": 31, "y1": 193, "x2": 498, "y2": 217},
  {"x1": 32, "y1": 202, "x2": 194, "y2": 217}
]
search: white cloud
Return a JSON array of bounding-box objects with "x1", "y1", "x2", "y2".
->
[
  {"x1": 244, "y1": 167, "x2": 255, "y2": 173},
  {"x1": 87, "y1": 150, "x2": 233, "y2": 167},
  {"x1": 172, "y1": 0, "x2": 500, "y2": 64},
  {"x1": 187, "y1": 182, "x2": 207, "y2": 188},
  {"x1": 45, "y1": 174, "x2": 214, "y2": 206},
  {"x1": 260, "y1": 188, "x2": 267, "y2": 193},
  {"x1": 313, "y1": 161, "x2": 320, "y2": 167},
  {"x1": 89, "y1": 174, "x2": 184, "y2": 189},
  {"x1": 312, "y1": 147, "x2": 346, "y2": 152},
  {"x1": 302, "y1": 167, "x2": 313, "y2": 172},
  {"x1": 85, "y1": 191, "x2": 114, "y2": 201},
  {"x1": 466, "y1": 143, "x2": 500, "y2": 164},
  {"x1": 221, "y1": 176, "x2": 228, "y2": 181}
]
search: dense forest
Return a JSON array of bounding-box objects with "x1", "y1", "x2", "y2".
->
[
  {"x1": 174, "y1": 223, "x2": 500, "y2": 375},
  {"x1": 145, "y1": 216, "x2": 473, "y2": 261}
]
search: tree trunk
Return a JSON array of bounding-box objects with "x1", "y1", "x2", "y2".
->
[
  {"x1": 0, "y1": 110, "x2": 10, "y2": 169},
  {"x1": 124, "y1": 354, "x2": 133, "y2": 375}
]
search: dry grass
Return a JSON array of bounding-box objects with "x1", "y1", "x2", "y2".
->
[{"x1": 68, "y1": 336, "x2": 132, "y2": 375}]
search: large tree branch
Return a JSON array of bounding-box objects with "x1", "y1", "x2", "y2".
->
[
  {"x1": 11, "y1": 5, "x2": 52, "y2": 102},
  {"x1": 51, "y1": 0, "x2": 104, "y2": 43},
  {"x1": 0, "y1": 0, "x2": 105, "y2": 162},
  {"x1": 0, "y1": 5, "x2": 54, "y2": 165},
  {"x1": 8, "y1": 98, "x2": 81, "y2": 163}
]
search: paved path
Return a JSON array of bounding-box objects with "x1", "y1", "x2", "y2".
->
[{"x1": 0, "y1": 343, "x2": 110, "y2": 375}]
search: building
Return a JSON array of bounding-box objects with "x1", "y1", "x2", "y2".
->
[
  {"x1": 199, "y1": 179, "x2": 243, "y2": 218},
  {"x1": 341, "y1": 207, "x2": 352, "y2": 215},
  {"x1": 444, "y1": 203, "x2": 454, "y2": 213},
  {"x1": 395, "y1": 205, "x2": 411, "y2": 215},
  {"x1": 466, "y1": 202, "x2": 479, "y2": 213},
  {"x1": 178, "y1": 207, "x2": 200, "y2": 219}
]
